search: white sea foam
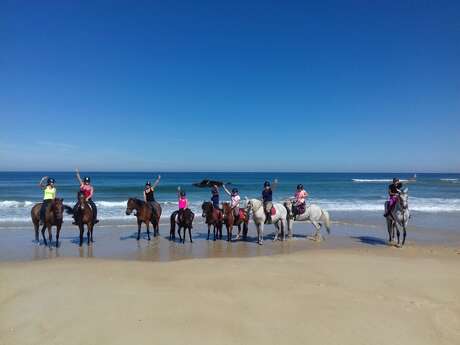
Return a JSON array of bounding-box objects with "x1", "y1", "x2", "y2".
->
[
  {"x1": 352, "y1": 179, "x2": 409, "y2": 183},
  {"x1": 440, "y1": 178, "x2": 459, "y2": 182}
]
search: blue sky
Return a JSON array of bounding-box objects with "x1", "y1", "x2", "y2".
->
[{"x1": 1, "y1": 1, "x2": 459, "y2": 172}]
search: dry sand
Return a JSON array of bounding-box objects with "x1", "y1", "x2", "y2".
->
[{"x1": 1, "y1": 246, "x2": 460, "y2": 345}]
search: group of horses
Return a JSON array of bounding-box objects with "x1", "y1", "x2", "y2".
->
[{"x1": 31, "y1": 189, "x2": 410, "y2": 249}]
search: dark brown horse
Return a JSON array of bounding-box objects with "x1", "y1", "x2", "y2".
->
[
  {"x1": 31, "y1": 198, "x2": 69, "y2": 247},
  {"x1": 67, "y1": 193, "x2": 96, "y2": 246},
  {"x1": 222, "y1": 202, "x2": 249, "y2": 241},
  {"x1": 169, "y1": 208, "x2": 195, "y2": 243},
  {"x1": 125, "y1": 198, "x2": 162, "y2": 240},
  {"x1": 202, "y1": 201, "x2": 223, "y2": 241}
]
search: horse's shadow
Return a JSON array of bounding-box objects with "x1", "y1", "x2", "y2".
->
[{"x1": 351, "y1": 236, "x2": 387, "y2": 246}]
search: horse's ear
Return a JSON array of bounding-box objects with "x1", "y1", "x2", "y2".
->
[{"x1": 60, "y1": 198, "x2": 64, "y2": 202}]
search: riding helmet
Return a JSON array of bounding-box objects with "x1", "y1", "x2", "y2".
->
[
  {"x1": 393, "y1": 177, "x2": 399, "y2": 183},
  {"x1": 47, "y1": 178, "x2": 55, "y2": 185},
  {"x1": 145, "y1": 181, "x2": 151, "y2": 186},
  {"x1": 83, "y1": 177, "x2": 91, "y2": 183},
  {"x1": 232, "y1": 188, "x2": 238, "y2": 194},
  {"x1": 264, "y1": 181, "x2": 271, "y2": 187},
  {"x1": 297, "y1": 184, "x2": 303, "y2": 190},
  {"x1": 180, "y1": 191, "x2": 186, "y2": 197}
]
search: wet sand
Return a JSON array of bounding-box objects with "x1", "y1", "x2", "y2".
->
[{"x1": 1, "y1": 219, "x2": 460, "y2": 262}]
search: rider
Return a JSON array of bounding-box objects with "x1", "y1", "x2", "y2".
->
[
  {"x1": 293, "y1": 184, "x2": 308, "y2": 218},
  {"x1": 211, "y1": 185, "x2": 220, "y2": 209},
  {"x1": 223, "y1": 184, "x2": 240, "y2": 220},
  {"x1": 262, "y1": 179, "x2": 277, "y2": 223},
  {"x1": 177, "y1": 186, "x2": 188, "y2": 220},
  {"x1": 384, "y1": 177, "x2": 403, "y2": 217},
  {"x1": 38, "y1": 176, "x2": 56, "y2": 225},
  {"x1": 73, "y1": 168, "x2": 98, "y2": 224},
  {"x1": 144, "y1": 175, "x2": 161, "y2": 216}
]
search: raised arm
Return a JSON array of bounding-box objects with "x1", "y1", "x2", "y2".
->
[
  {"x1": 272, "y1": 179, "x2": 279, "y2": 191},
  {"x1": 222, "y1": 184, "x2": 231, "y2": 196},
  {"x1": 75, "y1": 168, "x2": 83, "y2": 185},
  {"x1": 38, "y1": 176, "x2": 48, "y2": 189},
  {"x1": 177, "y1": 186, "x2": 181, "y2": 199},
  {"x1": 152, "y1": 175, "x2": 161, "y2": 189}
]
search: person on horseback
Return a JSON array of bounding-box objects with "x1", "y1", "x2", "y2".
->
[
  {"x1": 38, "y1": 176, "x2": 56, "y2": 225},
  {"x1": 262, "y1": 179, "x2": 277, "y2": 223},
  {"x1": 384, "y1": 177, "x2": 403, "y2": 217},
  {"x1": 177, "y1": 187, "x2": 188, "y2": 220},
  {"x1": 223, "y1": 184, "x2": 240, "y2": 220},
  {"x1": 73, "y1": 168, "x2": 99, "y2": 224},
  {"x1": 144, "y1": 175, "x2": 161, "y2": 215},
  {"x1": 292, "y1": 184, "x2": 308, "y2": 219},
  {"x1": 211, "y1": 185, "x2": 220, "y2": 209}
]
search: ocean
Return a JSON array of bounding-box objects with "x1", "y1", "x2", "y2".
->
[{"x1": 0, "y1": 172, "x2": 459, "y2": 227}]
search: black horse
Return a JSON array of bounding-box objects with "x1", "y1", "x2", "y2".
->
[{"x1": 169, "y1": 208, "x2": 195, "y2": 243}]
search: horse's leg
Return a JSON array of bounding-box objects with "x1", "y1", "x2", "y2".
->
[
  {"x1": 273, "y1": 221, "x2": 280, "y2": 241},
  {"x1": 310, "y1": 221, "x2": 322, "y2": 242},
  {"x1": 402, "y1": 225, "x2": 407, "y2": 246},
  {"x1": 137, "y1": 220, "x2": 142, "y2": 241},
  {"x1": 243, "y1": 222, "x2": 248, "y2": 240},
  {"x1": 146, "y1": 222, "x2": 151, "y2": 241},
  {"x1": 182, "y1": 227, "x2": 186, "y2": 244},
  {"x1": 188, "y1": 227, "x2": 193, "y2": 243},
  {"x1": 56, "y1": 224, "x2": 61, "y2": 247},
  {"x1": 213, "y1": 224, "x2": 217, "y2": 241},
  {"x1": 236, "y1": 223, "x2": 241, "y2": 240},
  {"x1": 287, "y1": 218, "x2": 293, "y2": 239},
  {"x1": 259, "y1": 223, "x2": 264, "y2": 245},
  {"x1": 207, "y1": 224, "x2": 211, "y2": 240},
  {"x1": 47, "y1": 225, "x2": 53, "y2": 248},
  {"x1": 79, "y1": 224, "x2": 84, "y2": 246},
  {"x1": 87, "y1": 225, "x2": 91, "y2": 245},
  {"x1": 396, "y1": 225, "x2": 401, "y2": 246},
  {"x1": 178, "y1": 226, "x2": 183, "y2": 242},
  {"x1": 34, "y1": 222, "x2": 39, "y2": 243},
  {"x1": 227, "y1": 223, "x2": 232, "y2": 242},
  {"x1": 386, "y1": 218, "x2": 392, "y2": 243},
  {"x1": 90, "y1": 224, "x2": 94, "y2": 243},
  {"x1": 41, "y1": 224, "x2": 48, "y2": 246}
]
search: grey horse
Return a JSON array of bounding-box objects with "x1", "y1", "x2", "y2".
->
[{"x1": 385, "y1": 189, "x2": 410, "y2": 247}]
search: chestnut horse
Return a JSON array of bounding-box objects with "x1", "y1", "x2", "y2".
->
[
  {"x1": 67, "y1": 193, "x2": 96, "y2": 246},
  {"x1": 169, "y1": 208, "x2": 195, "y2": 243},
  {"x1": 201, "y1": 201, "x2": 223, "y2": 241},
  {"x1": 125, "y1": 198, "x2": 162, "y2": 241},
  {"x1": 222, "y1": 202, "x2": 249, "y2": 241},
  {"x1": 31, "y1": 198, "x2": 69, "y2": 247}
]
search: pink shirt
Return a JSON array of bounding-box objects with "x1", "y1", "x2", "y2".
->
[
  {"x1": 179, "y1": 197, "x2": 188, "y2": 209},
  {"x1": 295, "y1": 190, "x2": 307, "y2": 205}
]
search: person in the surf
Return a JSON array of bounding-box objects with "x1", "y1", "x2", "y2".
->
[
  {"x1": 73, "y1": 168, "x2": 98, "y2": 224},
  {"x1": 144, "y1": 175, "x2": 161, "y2": 205},
  {"x1": 222, "y1": 184, "x2": 240, "y2": 220},
  {"x1": 384, "y1": 177, "x2": 403, "y2": 217},
  {"x1": 292, "y1": 184, "x2": 308, "y2": 219},
  {"x1": 211, "y1": 184, "x2": 220, "y2": 209},
  {"x1": 38, "y1": 176, "x2": 56, "y2": 225},
  {"x1": 262, "y1": 179, "x2": 277, "y2": 223}
]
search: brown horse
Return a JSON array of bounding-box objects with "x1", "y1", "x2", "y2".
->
[
  {"x1": 169, "y1": 208, "x2": 195, "y2": 243},
  {"x1": 68, "y1": 193, "x2": 96, "y2": 246},
  {"x1": 202, "y1": 201, "x2": 223, "y2": 241},
  {"x1": 31, "y1": 198, "x2": 68, "y2": 247},
  {"x1": 222, "y1": 202, "x2": 249, "y2": 241},
  {"x1": 126, "y1": 198, "x2": 162, "y2": 240}
]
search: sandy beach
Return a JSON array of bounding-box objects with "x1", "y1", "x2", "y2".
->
[{"x1": 1, "y1": 242, "x2": 460, "y2": 345}]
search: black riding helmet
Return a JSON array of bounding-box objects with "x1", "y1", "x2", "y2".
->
[
  {"x1": 297, "y1": 184, "x2": 304, "y2": 190},
  {"x1": 264, "y1": 181, "x2": 271, "y2": 188},
  {"x1": 232, "y1": 188, "x2": 238, "y2": 194},
  {"x1": 47, "y1": 178, "x2": 55, "y2": 185},
  {"x1": 180, "y1": 191, "x2": 186, "y2": 197},
  {"x1": 145, "y1": 181, "x2": 151, "y2": 186},
  {"x1": 393, "y1": 177, "x2": 399, "y2": 183},
  {"x1": 83, "y1": 177, "x2": 91, "y2": 183}
]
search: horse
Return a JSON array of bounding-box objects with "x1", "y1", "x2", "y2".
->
[
  {"x1": 202, "y1": 201, "x2": 224, "y2": 241},
  {"x1": 67, "y1": 193, "x2": 96, "y2": 246},
  {"x1": 31, "y1": 198, "x2": 69, "y2": 247},
  {"x1": 169, "y1": 208, "x2": 195, "y2": 243},
  {"x1": 284, "y1": 199, "x2": 331, "y2": 242},
  {"x1": 222, "y1": 202, "x2": 249, "y2": 241},
  {"x1": 245, "y1": 198, "x2": 287, "y2": 245},
  {"x1": 385, "y1": 189, "x2": 410, "y2": 247},
  {"x1": 125, "y1": 198, "x2": 162, "y2": 240}
]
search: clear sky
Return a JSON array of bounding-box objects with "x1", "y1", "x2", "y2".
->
[{"x1": 1, "y1": 1, "x2": 459, "y2": 172}]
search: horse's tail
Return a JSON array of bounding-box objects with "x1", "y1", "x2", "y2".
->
[{"x1": 320, "y1": 209, "x2": 331, "y2": 234}]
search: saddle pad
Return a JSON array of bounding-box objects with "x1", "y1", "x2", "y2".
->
[
  {"x1": 271, "y1": 207, "x2": 276, "y2": 216},
  {"x1": 238, "y1": 209, "x2": 245, "y2": 219}
]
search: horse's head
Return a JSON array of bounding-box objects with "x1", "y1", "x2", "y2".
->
[
  {"x1": 125, "y1": 198, "x2": 137, "y2": 216},
  {"x1": 51, "y1": 198, "x2": 65, "y2": 221},
  {"x1": 201, "y1": 201, "x2": 212, "y2": 217},
  {"x1": 222, "y1": 202, "x2": 231, "y2": 214},
  {"x1": 399, "y1": 189, "x2": 409, "y2": 209}
]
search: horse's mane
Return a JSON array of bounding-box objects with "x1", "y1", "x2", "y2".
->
[{"x1": 129, "y1": 197, "x2": 145, "y2": 207}]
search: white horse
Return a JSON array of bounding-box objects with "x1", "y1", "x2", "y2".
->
[
  {"x1": 245, "y1": 198, "x2": 287, "y2": 245},
  {"x1": 385, "y1": 189, "x2": 410, "y2": 247},
  {"x1": 284, "y1": 199, "x2": 331, "y2": 242}
]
